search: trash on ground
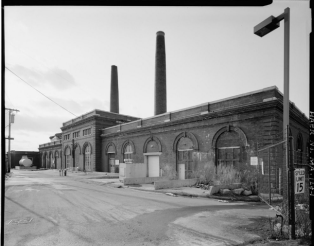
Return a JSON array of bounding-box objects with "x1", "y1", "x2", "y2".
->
[
  {"x1": 166, "y1": 193, "x2": 177, "y2": 197},
  {"x1": 217, "y1": 200, "x2": 229, "y2": 203}
]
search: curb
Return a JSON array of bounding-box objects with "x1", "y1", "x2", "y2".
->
[{"x1": 126, "y1": 186, "x2": 262, "y2": 202}]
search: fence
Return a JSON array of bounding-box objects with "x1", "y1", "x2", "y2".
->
[
  {"x1": 257, "y1": 132, "x2": 311, "y2": 240},
  {"x1": 257, "y1": 140, "x2": 286, "y2": 204}
]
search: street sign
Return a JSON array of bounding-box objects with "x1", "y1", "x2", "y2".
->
[{"x1": 295, "y1": 168, "x2": 305, "y2": 194}]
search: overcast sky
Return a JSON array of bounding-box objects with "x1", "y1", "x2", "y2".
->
[{"x1": 4, "y1": 1, "x2": 311, "y2": 152}]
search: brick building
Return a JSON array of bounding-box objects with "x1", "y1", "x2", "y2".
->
[
  {"x1": 100, "y1": 86, "x2": 309, "y2": 182},
  {"x1": 38, "y1": 110, "x2": 139, "y2": 171},
  {"x1": 38, "y1": 31, "x2": 308, "y2": 197}
]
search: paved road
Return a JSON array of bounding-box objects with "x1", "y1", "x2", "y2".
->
[{"x1": 4, "y1": 170, "x2": 276, "y2": 246}]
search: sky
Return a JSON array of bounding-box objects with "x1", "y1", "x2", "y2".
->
[{"x1": 3, "y1": 1, "x2": 311, "y2": 152}]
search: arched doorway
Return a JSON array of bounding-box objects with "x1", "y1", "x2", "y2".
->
[
  {"x1": 42, "y1": 153, "x2": 47, "y2": 168},
  {"x1": 177, "y1": 137, "x2": 194, "y2": 180},
  {"x1": 55, "y1": 151, "x2": 59, "y2": 169},
  {"x1": 50, "y1": 152, "x2": 54, "y2": 169},
  {"x1": 74, "y1": 144, "x2": 81, "y2": 171},
  {"x1": 174, "y1": 132, "x2": 199, "y2": 180},
  {"x1": 84, "y1": 145, "x2": 91, "y2": 171},
  {"x1": 46, "y1": 153, "x2": 50, "y2": 169},
  {"x1": 65, "y1": 147, "x2": 72, "y2": 169},
  {"x1": 106, "y1": 143, "x2": 117, "y2": 173},
  {"x1": 144, "y1": 136, "x2": 162, "y2": 177}
]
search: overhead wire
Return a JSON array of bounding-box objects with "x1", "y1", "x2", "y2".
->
[{"x1": 5, "y1": 66, "x2": 78, "y2": 117}]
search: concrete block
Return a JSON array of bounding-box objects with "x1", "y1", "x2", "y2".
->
[
  {"x1": 243, "y1": 190, "x2": 252, "y2": 196},
  {"x1": 220, "y1": 189, "x2": 232, "y2": 195},
  {"x1": 232, "y1": 188, "x2": 244, "y2": 195},
  {"x1": 208, "y1": 186, "x2": 220, "y2": 195},
  {"x1": 154, "y1": 179, "x2": 198, "y2": 190}
]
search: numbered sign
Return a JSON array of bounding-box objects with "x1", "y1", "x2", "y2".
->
[{"x1": 295, "y1": 168, "x2": 305, "y2": 194}]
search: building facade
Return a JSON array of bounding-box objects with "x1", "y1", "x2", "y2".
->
[
  {"x1": 100, "y1": 86, "x2": 309, "y2": 191},
  {"x1": 38, "y1": 110, "x2": 139, "y2": 171}
]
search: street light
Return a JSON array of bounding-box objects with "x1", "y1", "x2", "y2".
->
[
  {"x1": 254, "y1": 8, "x2": 290, "y2": 136},
  {"x1": 254, "y1": 7, "x2": 294, "y2": 239}
]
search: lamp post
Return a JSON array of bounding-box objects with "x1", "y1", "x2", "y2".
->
[{"x1": 254, "y1": 7, "x2": 294, "y2": 239}]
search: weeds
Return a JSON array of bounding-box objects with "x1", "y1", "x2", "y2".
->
[{"x1": 267, "y1": 200, "x2": 311, "y2": 241}]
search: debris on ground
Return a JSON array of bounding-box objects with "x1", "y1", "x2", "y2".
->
[
  {"x1": 217, "y1": 200, "x2": 229, "y2": 203},
  {"x1": 165, "y1": 193, "x2": 177, "y2": 197}
]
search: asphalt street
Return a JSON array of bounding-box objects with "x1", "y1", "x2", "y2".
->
[{"x1": 4, "y1": 170, "x2": 276, "y2": 246}]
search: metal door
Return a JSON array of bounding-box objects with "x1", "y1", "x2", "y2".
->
[
  {"x1": 178, "y1": 164, "x2": 185, "y2": 180},
  {"x1": 148, "y1": 156, "x2": 159, "y2": 177}
]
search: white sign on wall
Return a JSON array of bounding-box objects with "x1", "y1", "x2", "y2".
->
[
  {"x1": 115, "y1": 160, "x2": 119, "y2": 165},
  {"x1": 295, "y1": 168, "x2": 305, "y2": 194},
  {"x1": 250, "y1": 157, "x2": 258, "y2": 165}
]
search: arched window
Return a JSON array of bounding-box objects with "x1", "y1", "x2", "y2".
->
[
  {"x1": 212, "y1": 126, "x2": 247, "y2": 170},
  {"x1": 65, "y1": 147, "x2": 71, "y2": 169},
  {"x1": 124, "y1": 144, "x2": 133, "y2": 163},
  {"x1": 84, "y1": 145, "x2": 91, "y2": 171},
  {"x1": 217, "y1": 131, "x2": 242, "y2": 168}
]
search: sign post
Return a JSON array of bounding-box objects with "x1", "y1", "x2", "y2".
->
[{"x1": 295, "y1": 168, "x2": 305, "y2": 194}]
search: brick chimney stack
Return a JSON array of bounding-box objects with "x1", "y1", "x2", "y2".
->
[
  {"x1": 154, "y1": 31, "x2": 167, "y2": 115},
  {"x1": 110, "y1": 65, "x2": 119, "y2": 113}
]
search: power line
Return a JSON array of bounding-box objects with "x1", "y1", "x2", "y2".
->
[{"x1": 5, "y1": 66, "x2": 78, "y2": 117}]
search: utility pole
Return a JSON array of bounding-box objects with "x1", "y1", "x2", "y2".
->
[{"x1": 5, "y1": 108, "x2": 19, "y2": 173}]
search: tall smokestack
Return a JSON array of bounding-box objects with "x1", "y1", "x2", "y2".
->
[
  {"x1": 110, "y1": 65, "x2": 119, "y2": 113},
  {"x1": 154, "y1": 31, "x2": 167, "y2": 115}
]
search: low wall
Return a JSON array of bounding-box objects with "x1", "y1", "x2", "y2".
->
[
  {"x1": 123, "y1": 176, "x2": 169, "y2": 185},
  {"x1": 154, "y1": 178, "x2": 198, "y2": 190}
]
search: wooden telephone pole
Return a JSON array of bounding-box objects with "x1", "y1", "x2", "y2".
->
[{"x1": 5, "y1": 107, "x2": 19, "y2": 173}]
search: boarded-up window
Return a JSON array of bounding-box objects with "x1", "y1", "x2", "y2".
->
[
  {"x1": 216, "y1": 130, "x2": 243, "y2": 168},
  {"x1": 147, "y1": 140, "x2": 159, "y2": 153},
  {"x1": 217, "y1": 147, "x2": 240, "y2": 168},
  {"x1": 124, "y1": 144, "x2": 133, "y2": 162}
]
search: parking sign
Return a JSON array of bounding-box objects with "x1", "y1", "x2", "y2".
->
[{"x1": 295, "y1": 168, "x2": 305, "y2": 194}]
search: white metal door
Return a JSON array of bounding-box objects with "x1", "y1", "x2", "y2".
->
[
  {"x1": 148, "y1": 156, "x2": 159, "y2": 177},
  {"x1": 178, "y1": 164, "x2": 185, "y2": 180}
]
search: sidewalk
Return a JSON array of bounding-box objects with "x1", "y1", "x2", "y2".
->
[{"x1": 62, "y1": 170, "x2": 262, "y2": 202}]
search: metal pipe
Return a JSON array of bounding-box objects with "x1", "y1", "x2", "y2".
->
[
  {"x1": 268, "y1": 148, "x2": 271, "y2": 205},
  {"x1": 279, "y1": 168, "x2": 282, "y2": 195},
  {"x1": 289, "y1": 135, "x2": 296, "y2": 239}
]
